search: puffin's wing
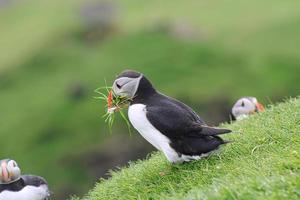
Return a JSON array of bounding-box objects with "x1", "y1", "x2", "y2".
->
[
  {"x1": 146, "y1": 105, "x2": 231, "y2": 139},
  {"x1": 146, "y1": 105, "x2": 198, "y2": 138}
]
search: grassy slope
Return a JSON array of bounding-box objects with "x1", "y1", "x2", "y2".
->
[{"x1": 79, "y1": 98, "x2": 300, "y2": 200}]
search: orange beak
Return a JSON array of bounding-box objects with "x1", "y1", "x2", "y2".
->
[
  {"x1": 256, "y1": 102, "x2": 265, "y2": 112},
  {"x1": 1, "y1": 161, "x2": 9, "y2": 182}
]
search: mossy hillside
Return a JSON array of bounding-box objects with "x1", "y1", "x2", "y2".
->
[{"x1": 79, "y1": 98, "x2": 300, "y2": 200}]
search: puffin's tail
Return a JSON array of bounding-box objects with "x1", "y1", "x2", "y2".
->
[{"x1": 201, "y1": 125, "x2": 232, "y2": 136}]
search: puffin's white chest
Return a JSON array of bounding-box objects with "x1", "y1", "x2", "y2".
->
[
  {"x1": 128, "y1": 104, "x2": 181, "y2": 162},
  {"x1": 0, "y1": 185, "x2": 49, "y2": 200},
  {"x1": 128, "y1": 104, "x2": 168, "y2": 151}
]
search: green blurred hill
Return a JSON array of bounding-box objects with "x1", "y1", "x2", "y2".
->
[{"x1": 0, "y1": 0, "x2": 299, "y2": 199}]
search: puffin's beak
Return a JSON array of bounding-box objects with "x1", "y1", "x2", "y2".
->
[
  {"x1": 1, "y1": 161, "x2": 9, "y2": 182},
  {"x1": 256, "y1": 102, "x2": 265, "y2": 112}
]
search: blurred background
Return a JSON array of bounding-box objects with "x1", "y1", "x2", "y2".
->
[{"x1": 0, "y1": 0, "x2": 299, "y2": 199}]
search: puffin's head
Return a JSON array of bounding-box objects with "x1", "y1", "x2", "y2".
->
[
  {"x1": 0, "y1": 159, "x2": 21, "y2": 184},
  {"x1": 112, "y1": 70, "x2": 155, "y2": 99},
  {"x1": 231, "y1": 97, "x2": 265, "y2": 120}
]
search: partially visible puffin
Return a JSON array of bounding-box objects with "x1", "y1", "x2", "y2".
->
[
  {"x1": 0, "y1": 159, "x2": 51, "y2": 200},
  {"x1": 231, "y1": 97, "x2": 265, "y2": 121},
  {"x1": 112, "y1": 70, "x2": 232, "y2": 164}
]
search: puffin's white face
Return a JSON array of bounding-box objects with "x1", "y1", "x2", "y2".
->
[
  {"x1": 112, "y1": 75, "x2": 142, "y2": 98},
  {"x1": 0, "y1": 159, "x2": 21, "y2": 184},
  {"x1": 232, "y1": 97, "x2": 260, "y2": 120}
]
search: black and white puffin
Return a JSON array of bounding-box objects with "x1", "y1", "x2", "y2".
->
[
  {"x1": 112, "y1": 70, "x2": 232, "y2": 163},
  {"x1": 231, "y1": 97, "x2": 265, "y2": 121},
  {"x1": 0, "y1": 159, "x2": 51, "y2": 200}
]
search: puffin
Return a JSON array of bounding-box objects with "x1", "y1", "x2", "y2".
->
[
  {"x1": 112, "y1": 70, "x2": 232, "y2": 163},
  {"x1": 0, "y1": 159, "x2": 51, "y2": 200},
  {"x1": 231, "y1": 97, "x2": 265, "y2": 121}
]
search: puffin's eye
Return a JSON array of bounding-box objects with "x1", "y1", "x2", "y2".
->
[
  {"x1": 12, "y1": 162, "x2": 17, "y2": 167},
  {"x1": 116, "y1": 82, "x2": 122, "y2": 89},
  {"x1": 241, "y1": 101, "x2": 245, "y2": 107}
]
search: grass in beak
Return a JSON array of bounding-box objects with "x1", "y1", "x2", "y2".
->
[{"x1": 95, "y1": 83, "x2": 133, "y2": 134}]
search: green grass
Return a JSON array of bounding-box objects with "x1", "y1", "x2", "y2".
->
[{"x1": 77, "y1": 98, "x2": 300, "y2": 200}]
